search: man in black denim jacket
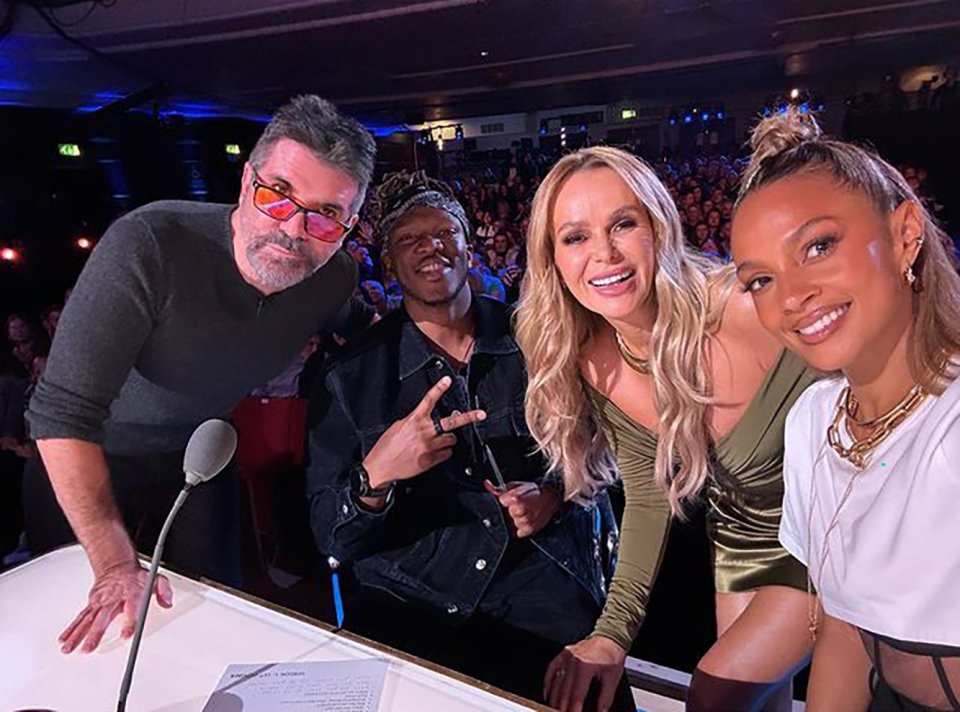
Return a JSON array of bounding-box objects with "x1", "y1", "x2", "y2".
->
[{"x1": 306, "y1": 172, "x2": 630, "y2": 708}]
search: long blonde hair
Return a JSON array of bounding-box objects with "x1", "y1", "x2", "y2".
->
[
  {"x1": 738, "y1": 111, "x2": 960, "y2": 393},
  {"x1": 516, "y1": 147, "x2": 730, "y2": 515}
]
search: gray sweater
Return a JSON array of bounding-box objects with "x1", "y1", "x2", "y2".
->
[{"x1": 27, "y1": 200, "x2": 356, "y2": 455}]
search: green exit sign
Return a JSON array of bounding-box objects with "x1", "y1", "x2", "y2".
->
[
  {"x1": 58, "y1": 143, "x2": 82, "y2": 158},
  {"x1": 225, "y1": 143, "x2": 241, "y2": 156}
]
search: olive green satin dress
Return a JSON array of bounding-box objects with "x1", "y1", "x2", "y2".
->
[{"x1": 589, "y1": 349, "x2": 819, "y2": 651}]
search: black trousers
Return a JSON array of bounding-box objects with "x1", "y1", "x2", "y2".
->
[
  {"x1": 347, "y1": 542, "x2": 635, "y2": 711},
  {"x1": 23, "y1": 449, "x2": 242, "y2": 587}
]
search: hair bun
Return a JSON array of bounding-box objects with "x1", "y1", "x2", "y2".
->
[{"x1": 749, "y1": 108, "x2": 823, "y2": 163}]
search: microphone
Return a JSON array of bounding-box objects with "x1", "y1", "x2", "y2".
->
[{"x1": 116, "y1": 419, "x2": 238, "y2": 712}]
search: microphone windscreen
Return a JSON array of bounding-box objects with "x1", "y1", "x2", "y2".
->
[{"x1": 183, "y1": 419, "x2": 238, "y2": 483}]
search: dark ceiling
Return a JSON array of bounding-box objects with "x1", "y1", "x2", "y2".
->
[{"x1": 2, "y1": 0, "x2": 958, "y2": 126}]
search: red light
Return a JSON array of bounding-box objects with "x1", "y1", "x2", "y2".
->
[
  {"x1": 76, "y1": 237, "x2": 94, "y2": 250},
  {"x1": 0, "y1": 247, "x2": 19, "y2": 262}
]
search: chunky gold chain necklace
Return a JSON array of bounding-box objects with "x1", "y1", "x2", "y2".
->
[
  {"x1": 826, "y1": 384, "x2": 927, "y2": 469},
  {"x1": 614, "y1": 331, "x2": 650, "y2": 375}
]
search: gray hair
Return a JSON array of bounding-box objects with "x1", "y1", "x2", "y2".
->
[{"x1": 250, "y1": 95, "x2": 377, "y2": 213}]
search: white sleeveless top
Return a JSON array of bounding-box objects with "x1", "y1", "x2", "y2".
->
[{"x1": 779, "y1": 374, "x2": 960, "y2": 646}]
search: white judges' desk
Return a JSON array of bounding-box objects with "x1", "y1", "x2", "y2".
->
[{"x1": 0, "y1": 545, "x2": 548, "y2": 711}]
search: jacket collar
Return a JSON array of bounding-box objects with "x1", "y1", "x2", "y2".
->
[{"x1": 398, "y1": 294, "x2": 517, "y2": 380}]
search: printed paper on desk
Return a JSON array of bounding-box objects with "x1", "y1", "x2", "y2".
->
[{"x1": 202, "y1": 659, "x2": 390, "y2": 711}]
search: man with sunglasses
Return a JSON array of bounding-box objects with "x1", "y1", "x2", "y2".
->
[
  {"x1": 306, "y1": 171, "x2": 631, "y2": 709},
  {"x1": 25, "y1": 95, "x2": 375, "y2": 655}
]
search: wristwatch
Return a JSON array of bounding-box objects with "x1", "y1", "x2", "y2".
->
[{"x1": 351, "y1": 462, "x2": 396, "y2": 499}]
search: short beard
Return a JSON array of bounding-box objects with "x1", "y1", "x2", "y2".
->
[
  {"x1": 401, "y1": 267, "x2": 470, "y2": 307},
  {"x1": 245, "y1": 231, "x2": 320, "y2": 291}
]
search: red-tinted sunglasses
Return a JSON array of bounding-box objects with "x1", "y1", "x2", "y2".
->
[{"x1": 251, "y1": 171, "x2": 353, "y2": 242}]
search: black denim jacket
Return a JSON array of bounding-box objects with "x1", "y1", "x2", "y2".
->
[{"x1": 306, "y1": 295, "x2": 617, "y2": 621}]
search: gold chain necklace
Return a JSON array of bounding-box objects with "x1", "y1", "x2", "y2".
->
[
  {"x1": 805, "y1": 440, "x2": 856, "y2": 643},
  {"x1": 826, "y1": 384, "x2": 927, "y2": 469},
  {"x1": 614, "y1": 331, "x2": 650, "y2": 375}
]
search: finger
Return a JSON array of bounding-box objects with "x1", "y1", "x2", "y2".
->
[
  {"x1": 429, "y1": 433, "x2": 457, "y2": 449},
  {"x1": 438, "y1": 408, "x2": 486, "y2": 433},
  {"x1": 483, "y1": 479, "x2": 503, "y2": 497},
  {"x1": 508, "y1": 502, "x2": 528, "y2": 519},
  {"x1": 561, "y1": 665, "x2": 594, "y2": 712},
  {"x1": 553, "y1": 661, "x2": 578, "y2": 711},
  {"x1": 544, "y1": 654, "x2": 563, "y2": 701},
  {"x1": 427, "y1": 449, "x2": 454, "y2": 469},
  {"x1": 498, "y1": 482, "x2": 536, "y2": 506},
  {"x1": 154, "y1": 574, "x2": 174, "y2": 608},
  {"x1": 413, "y1": 376, "x2": 452, "y2": 417},
  {"x1": 82, "y1": 600, "x2": 123, "y2": 653},
  {"x1": 597, "y1": 671, "x2": 620, "y2": 712},
  {"x1": 60, "y1": 608, "x2": 95, "y2": 653},
  {"x1": 60, "y1": 605, "x2": 93, "y2": 644},
  {"x1": 120, "y1": 599, "x2": 138, "y2": 640}
]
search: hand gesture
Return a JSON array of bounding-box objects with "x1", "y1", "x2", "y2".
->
[
  {"x1": 363, "y1": 376, "x2": 486, "y2": 488},
  {"x1": 544, "y1": 636, "x2": 627, "y2": 712},
  {"x1": 59, "y1": 561, "x2": 173, "y2": 654},
  {"x1": 483, "y1": 480, "x2": 562, "y2": 538}
]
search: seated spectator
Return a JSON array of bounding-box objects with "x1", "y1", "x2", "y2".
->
[
  {"x1": 499, "y1": 262, "x2": 524, "y2": 305},
  {"x1": 39, "y1": 306, "x2": 62, "y2": 341},
  {"x1": 475, "y1": 211, "x2": 496, "y2": 240},
  {"x1": 306, "y1": 170, "x2": 628, "y2": 708},
  {"x1": 358, "y1": 279, "x2": 390, "y2": 317},
  {"x1": 3, "y1": 315, "x2": 47, "y2": 378},
  {"x1": 465, "y1": 252, "x2": 505, "y2": 302},
  {"x1": 346, "y1": 240, "x2": 376, "y2": 282},
  {"x1": 486, "y1": 230, "x2": 520, "y2": 269}
]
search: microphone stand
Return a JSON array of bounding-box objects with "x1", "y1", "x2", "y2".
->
[{"x1": 116, "y1": 482, "x2": 194, "y2": 712}]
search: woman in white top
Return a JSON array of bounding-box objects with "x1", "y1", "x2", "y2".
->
[{"x1": 731, "y1": 109, "x2": 960, "y2": 712}]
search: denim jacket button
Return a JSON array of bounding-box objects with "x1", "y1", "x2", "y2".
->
[
  {"x1": 447, "y1": 604, "x2": 458, "y2": 614},
  {"x1": 481, "y1": 518, "x2": 492, "y2": 528},
  {"x1": 464, "y1": 467, "x2": 473, "y2": 477},
  {"x1": 341, "y1": 504, "x2": 349, "y2": 514},
  {"x1": 475, "y1": 558, "x2": 487, "y2": 571}
]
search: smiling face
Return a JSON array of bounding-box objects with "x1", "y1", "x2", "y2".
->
[
  {"x1": 551, "y1": 166, "x2": 657, "y2": 326},
  {"x1": 732, "y1": 171, "x2": 922, "y2": 376},
  {"x1": 384, "y1": 205, "x2": 470, "y2": 307}
]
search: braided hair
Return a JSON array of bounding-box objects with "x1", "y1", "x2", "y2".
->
[{"x1": 370, "y1": 170, "x2": 471, "y2": 248}]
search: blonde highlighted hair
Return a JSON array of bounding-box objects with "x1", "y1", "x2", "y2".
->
[
  {"x1": 516, "y1": 147, "x2": 731, "y2": 516},
  {"x1": 738, "y1": 110, "x2": 960, "y2": 393}
]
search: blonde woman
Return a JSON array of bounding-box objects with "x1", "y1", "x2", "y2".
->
[
  {"x1": 732, "y1": 112, "x2": 960, "y2": 711},
  {"x1": 515, "y1": 146, "x2": 817, "y2": 712}
]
